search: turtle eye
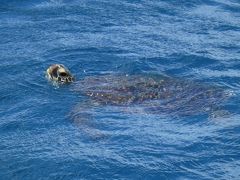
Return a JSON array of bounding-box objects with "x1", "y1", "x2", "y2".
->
[
  {"x1": 59, "y1": 72, "x2": 67, "y2": 77},
  {"x1": 68, "y1": 77, "x2": 73, "y2": 82}
]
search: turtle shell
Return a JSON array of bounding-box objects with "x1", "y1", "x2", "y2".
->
[{"x1": 72, "y1": 74, "x2": 232, "y2": 116}]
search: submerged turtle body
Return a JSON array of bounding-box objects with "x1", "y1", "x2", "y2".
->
[{"x1": 73, "y1": 74, "x2": 231, "y2": 116}]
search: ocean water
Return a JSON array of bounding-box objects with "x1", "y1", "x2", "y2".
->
[{"x1": 0, "y1": 0, "x2": 240, "y2": 179}]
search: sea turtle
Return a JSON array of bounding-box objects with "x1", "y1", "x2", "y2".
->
[{"x1": 46, "y1": 64, "x2": 232, "y2": 136}]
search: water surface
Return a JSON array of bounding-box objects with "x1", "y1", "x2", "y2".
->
[{"x1": 0, "y1": 0, "x2": 240, "y2": 179}]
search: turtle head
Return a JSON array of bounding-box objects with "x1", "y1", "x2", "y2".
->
[{"x1": 46, "y1": 64, "x2": 74, "y2": 84}]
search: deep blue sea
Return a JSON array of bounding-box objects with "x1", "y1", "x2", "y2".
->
[{"x1": 1, "y1": 0, "x2": 240, "y2": 179}]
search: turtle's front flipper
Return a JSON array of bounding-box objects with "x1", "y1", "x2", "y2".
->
[{"x1": 67, "y1": 100, "x2": 107, "y2": 140}]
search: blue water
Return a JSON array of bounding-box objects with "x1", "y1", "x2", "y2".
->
[{"x1": 1, "y1": 0, "x2": 240, "y2": 179}]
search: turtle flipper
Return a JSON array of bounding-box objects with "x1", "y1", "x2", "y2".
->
[{"x1": 67, "y1": 100, "x2": 107, "y2": 140}]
